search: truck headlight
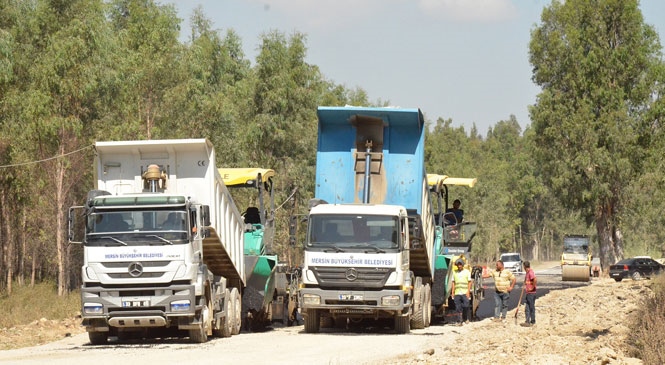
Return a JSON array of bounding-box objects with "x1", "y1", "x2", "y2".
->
[
  {"x1": 302, "y1": 294, "x2": 321, "y2": 305},
  {"x1": 381, "y1": 295, "x2": 401, "y2": 306},
  {"x1": 83, "y1": 303, "x2": 103, "y2": 314},
  {"x1": 171, "y1": 300, "x2": 191, "y2": 312},
  {"x1": 85, "y1": 267, "x2": 98, "y2": 281}
]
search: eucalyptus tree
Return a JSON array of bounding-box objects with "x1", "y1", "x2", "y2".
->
[
  {"x1": 248, "y1": 30, "x2": 324, "y2": 261},
  {"x1": 529, "y1": 0, "x2": 664, "y2": 267},
  {"x1": 105, "y1": 0, "x2": 182, "y2": 140},
  {"x1": 158, "y1": 8, "x2": 252, "y2": 155},
  {"x1": 1, "y1": 0, "x2": 118, "y2": 294}
]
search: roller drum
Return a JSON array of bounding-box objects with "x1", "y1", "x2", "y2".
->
[{"x1": 561, "y1": 264, "x2": 590, "y2": 282}]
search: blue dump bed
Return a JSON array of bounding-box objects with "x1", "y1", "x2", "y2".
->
[
  {"x1": 316, "y1": 106, "x2": 426, "y2": 211},
  {"x1": 315, "y1": 106, "x2": 436, "y2": 278}
]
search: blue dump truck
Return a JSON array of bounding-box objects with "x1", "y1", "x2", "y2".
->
[{"x1": 299, "y1": 106, "x2": 439, "y2": 334}]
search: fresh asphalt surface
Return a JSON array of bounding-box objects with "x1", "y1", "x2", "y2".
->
[{"x1": 475, "y1": 264, "x2": 590, "y2": 321}]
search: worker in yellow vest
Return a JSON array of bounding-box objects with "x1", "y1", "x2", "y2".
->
[{"x1": 450, "y1": 259, "x2": 472, "y2": 326}]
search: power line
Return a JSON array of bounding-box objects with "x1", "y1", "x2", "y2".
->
[{"x1": 0, "y1": 144, "x2": 94, "y2": 169}]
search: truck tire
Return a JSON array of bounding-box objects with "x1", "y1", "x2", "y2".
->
[
  {"x1": 423, "y1": 283, "x2": 432, "y2": 327},
  {"x1": 394, "y1": 313, "x2": 410, "y2": 334},
  {"x1": 303, "y1": 308, "x2": 320, "y2": 333},
  {"x1": 282, "y1": 298, "x2": 289, "y2": 326},
  {"x1": 88, "y1": 331, "x2": 109, "y2": 345},
  {"x1": 410, "y1": 278, "x2": 425, "y2": 329},
  {"x1": 215, "y1": 288, "x2": 232, "y2": 338},
  {"x1": 230, "y1": 288, "x2": 242, "y2": 335},
  {"x1": 189, "y1": 295, "x2": 210, "y2": 343}
]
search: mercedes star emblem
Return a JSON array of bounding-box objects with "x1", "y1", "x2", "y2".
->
[
  {"x1": 128, "y1": 262, "x2": 144, "y2": 277},
  {"x1": 345, "y1": 268, "x2": 358, "y2": 281}
]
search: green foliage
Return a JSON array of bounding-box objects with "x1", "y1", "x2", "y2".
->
[
  {"x1": 529, "y1": 0, "x2": 665, "y2": 267},
  {"x1": 0, "y1": 0, "x2": 664, "y2": 295}
]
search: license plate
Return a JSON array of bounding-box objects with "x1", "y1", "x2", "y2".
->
[
  {"x1": 122, "y1": 298, "x2": 150, "y2": 307},
  {"x1": 339, "y1": 294, "x2": 363, "y2": 301}
]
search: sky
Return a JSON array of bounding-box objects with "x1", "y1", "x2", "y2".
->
[{"x1": 167, "y1": 0, "x2": 665, "y2": 135}]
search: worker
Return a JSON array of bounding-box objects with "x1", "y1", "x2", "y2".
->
[
  {"x1": 162, "y1": 212, "x2": 183, "y2": 230},
  {"x1": 489, "y1": 259, "x2": 516, "y2": 322},
  {"x1": 521, "y1": 261, "x2": 537, "y2": 327},
  {"x1": 450, "y1": 258, "x2": 472, "y2": 325},
  {"x1": 444, "y1": 199, "x2": 464, "y2": 225}
]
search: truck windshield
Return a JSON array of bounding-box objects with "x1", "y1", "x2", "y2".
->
[
  {"x1": 85, "y1": 210, "x2": 188, "y2": 246},
  {"x1": 307, "y1": 214, "x2": 399, "y2": 251},
  {"x1": 563, "y1": 237, "x2": 589, "y2": 253}
]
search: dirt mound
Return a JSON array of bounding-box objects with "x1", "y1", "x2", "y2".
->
[
  {"x1": 391, "y1": 278, "x2": 647, "y2": 365},
  {"x1": 0, "y1": 316, "x2": 85, "y2": 350}
]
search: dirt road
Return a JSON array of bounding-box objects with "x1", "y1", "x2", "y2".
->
[{"x1": 0, "y1": 266, "x2": 648, "y2": 365}]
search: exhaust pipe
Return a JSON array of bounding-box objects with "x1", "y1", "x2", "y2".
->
[{"x1": 363, "y1": 140, "x2": 372, "y2": 204}]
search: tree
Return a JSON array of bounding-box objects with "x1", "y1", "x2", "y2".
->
[
  {"x1": 529, "y1": 0, "x2": 664, "y2": 268},
  {"x1": 106, "y1": 0, "x2": 182, "y2": 140}
]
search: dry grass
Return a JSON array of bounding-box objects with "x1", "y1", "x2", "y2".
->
[
  {"x1": 628, "y1": 274, "x2": 665, "y2": 365},
  {"x1": 0, "y1": 281, "x2": 80, "y2": 328}
]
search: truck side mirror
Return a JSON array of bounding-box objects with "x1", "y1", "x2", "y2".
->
[
  {"x1": 201, "y1": 205, "x2": 211, "y2": 226},
  {"x1": 68, "y1": 206, "x2": 84, "y2": 244}
]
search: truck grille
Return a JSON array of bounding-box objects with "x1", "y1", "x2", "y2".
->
[
  {"x1": 311, "y1": 266, "x2": 393, "y2": 289},
  {"x1": 108, "y1": 272, "x2": 164, "y2": 279}
]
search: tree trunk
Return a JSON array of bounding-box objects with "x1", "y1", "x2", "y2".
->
[
  {"x1": 18, "y1": 210, "x2": 26, "y2": 286},
  {"x1": 3, "y1": 191, "x2": 14, "y2": 294},
  {"x1": 0, "y1": 190, "x2": 4, "y2": 291},
  {"x1": 31, "y1": 248, "x2": 37, "y2": 287},
  {"x1": 613, "y1": 227, "x2": 625, "y2": 263},
  {"x1": 56, "y1": 146, "x2": 67, "y2": 296},
  {"x1": 596, "y1": 202, "x2": 623, "y2": 269}
]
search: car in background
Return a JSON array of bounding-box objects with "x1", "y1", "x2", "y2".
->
[
  {"x1": 609, "y1": 257, "x2": 665, "y2": 282},
  {"x1": 500, "y1": 252, "x2": 523, "y2": 273}
]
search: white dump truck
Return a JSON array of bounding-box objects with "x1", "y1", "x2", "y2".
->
[{"x1": 69, "y1": 139, "x2": 245, "y2": 344}]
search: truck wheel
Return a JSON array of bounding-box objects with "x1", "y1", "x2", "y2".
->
[
  {"x1": 282, "y1": 298, "x2": 289, "y2": 326},
  {"x1": 230, "y1": 288, "x2": 242, "y2": 335},
  {"x1": 423, "y1": 283, "x2": 432, "y2": 327},
  {"x1": 189, "y1": 295, "x2": 210, "y2": 343},
  {"x1": 303, "y1": 309, "x2": 320, "y2": 333},
  {"x1": 394, "y1": 314, "x2": 410, "y2": 334},
  {"x1": 410, "y1": 278, "x2": 425, "y2": 329},
  {"x1": 88, "y1": 331, "x2": 109, "y2": 345},
  {"x1": 216, "y1": 288, "x2": 232, "y2": 338}
]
